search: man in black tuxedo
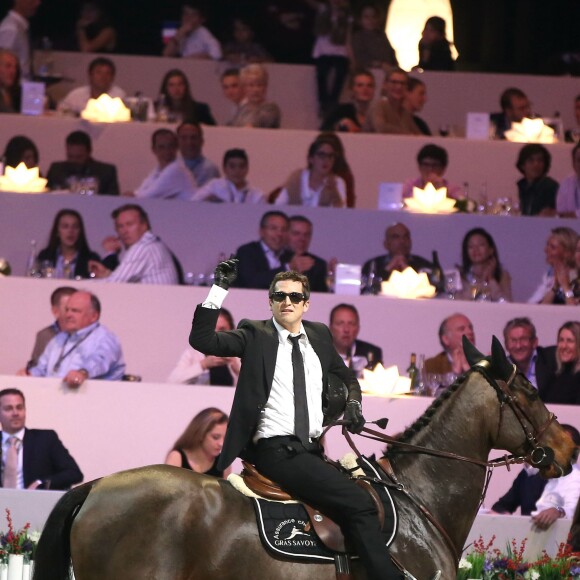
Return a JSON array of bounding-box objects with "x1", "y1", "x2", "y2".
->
[
  {"x1": 329, "y1": 303, "x2": 383, "y2": 376},
  {"x1": 46, "y1": 131, "x2": 120, "y2": 195},
  {"x1": 0, "y1": 388, "x2": 82, "y2": 490},
  {"x1": 490, "y1": 87, "x2": 532, "y2": 140},
  {"x1": 234, "y1": 210, "x2": 293, "y2": 289},
  {"x1": 503, "y1": 317, "x2": 556, "y2": 396},
  {"x1": 190, "y1": 260, "x2": 438, "y2": 580}
]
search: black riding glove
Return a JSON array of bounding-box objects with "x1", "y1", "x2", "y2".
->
[
  {"x1": 344, "y1": 400, "x2": 365, "y2": 434},
  {"x1": 214, "y1": 258, "x2": 239, "y2": 290}
]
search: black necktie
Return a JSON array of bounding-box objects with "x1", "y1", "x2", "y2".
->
[{"x1": 289, "y1": 334, "x2": 309, "y2": 444}]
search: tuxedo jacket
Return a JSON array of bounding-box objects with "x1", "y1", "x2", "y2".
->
[
  {"x1": 535, "y1": 346, "x2": 557, "y2": 397},
  {"x1": 46, "y1": 159, "x2": 120, "y2": 195},
  {"x1": 290, "y1": 250, "x2": 328, "y2": 293},
  {"x1": 354, "y1": 339, "x2": 383, "y2": 368},
  {"x1": 491, "y1": 469, "x2": 547, "y2": 516},
  {"x1": 189, "y1": 306, "x2": 360, "y2": 470},
  {"x1": 234, "y1": 241, "x2": 293, "y2": 289},
  {"x1": 0, "y1": 429, "x2": 83, "y2": 490}
]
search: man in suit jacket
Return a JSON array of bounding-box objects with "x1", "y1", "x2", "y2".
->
[
  {"x1": 46, "y1": 130, "x2": 119, "y2": 195},
  {"x1": 234, "y1": 210, "x2": 293, "y2": 289},
  {"x1": 189, "y1": 261, "x2": 423, "y2": 580},
  {"x1": 490, "y1": 87, "x2": 532, "y2": 140},
  {"x1": 491, "y1": 465, "x2": 547, "y2": 516},
  {"x1": 329, "y1": 303, "x2": 383, "y2": 377},
  {"x1": 0, "y1": 388, "x2": 83, "y2": 490},
  {"x1": 503, "y1": 317, "x2": 556, "y2": 395}
]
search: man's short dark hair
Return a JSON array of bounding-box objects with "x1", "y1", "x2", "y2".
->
[
  {"x1": 259, "y1": 210, "x2": 288, "y2": 229},
  {"x1": 88, "y1": 56, "x2": 116, "y2": 75},
  {"x1": 111, "y1": 204, "x2": 151, "y2": 229},
  {"x1": 330, "y1": 303, "x2": 359, "y2": 325},
  {"x1": 562, "y1": 424, "x2": 580, "y2": 447},
  {"x1": 417, "y1": 143, "x2": 448, "y2": 167},
  {"x1": 50, "y1": 286, "x2": 76, "y2": 308},
  {"x1": 151, "y1": 128, "x2": 177, "y2": 149},
  {"x1": 0, "y1": 389, "x2": 25, "y2": 404},
  {"x1": 384, "y1": 67, "x2": 409, "y2": 83},
  {"x1": 516, "y1": 143, "x2": 551, "y2": 175},
  {"x1": 500, "y1": 87, "x2": 527, "y2": 112},
  {"x1": 223, "y1": 148, "x2": 248, "y2": 166},
  {"x1": 65, "y1": 131, "x2": 92, "y2": 152},
  {"x1": 289, "y1": 215, "x2": 312, "y2": 228},
  {"x1": 503, "y1": 317, "x2": 537, "y2": 342},
  {"x1": 269, "y1": 271, "x2": 310, "y2": 301},
  {"x1": 177, "y1": 120, "x2": 202, "y2": 135},
  {"x1": 221, "y1": 67, "x2": 240, "y2": 81},
  {"x1": 408, "y1": 77, "x2": 426, "y2": 92},
  {"x1": 349, "y1": 68, "x2": 375, "y2": 89}
]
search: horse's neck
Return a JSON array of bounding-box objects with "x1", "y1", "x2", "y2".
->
[{"x1": 391, "y1": 383, "x2": 498, "y2": 551}]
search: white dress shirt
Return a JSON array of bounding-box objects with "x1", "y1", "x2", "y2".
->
[
  {"x1": 180, "y1": 26, "x2": 222, "y2": 60},
  {"x1": 135, "y1": 159, "x2": 197, "y2": 200},
  {"x1": 533, "y1": 463, "x2": 580, "y2": 518},
  {"x1": 556, "y1": 174, "x2": 580, "y2": 216},
  {"x1": 0, "y1": 11, "x2": 30, "y2": 76},
  {"x1": 192, "y1": 177, "x2": 265, "y2": 204},
  {"x1": 58, "y1": 85, "x2": 126, "y2": 114},
  {"x1": 2, "y1": 428, "x2": 25, "y2": 489}
]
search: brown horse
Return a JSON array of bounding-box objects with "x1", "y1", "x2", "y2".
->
[{"x1": 33, "y1": 339, "x2": 576, "y2": 580}]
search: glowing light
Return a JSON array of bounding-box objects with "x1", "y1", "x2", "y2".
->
[
  {"x1": 504, "y1": 118, "x2": 556, "y2": 144},
  {"x1": 359, "y1": 363, "x2": 412, "y2": 396},
  {"x1": 381, "y1": 266, "x2": 436, "y2": 299},
  {"x1": 404, "y1": 182, "x2": 457, "y2": 214},
  {"x1": 0, "y1": 163, "x2": 47, "y2": 193},
  {"x1": 81, "y1": 94, "x2": 131, "y2": 123}
]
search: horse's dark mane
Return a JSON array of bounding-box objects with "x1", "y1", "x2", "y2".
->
[{"x1": 394, "y1": 373, "x2": 469, "y2": 446}]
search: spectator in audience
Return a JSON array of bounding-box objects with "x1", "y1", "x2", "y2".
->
[
  {"x1": 230, "y1": 64, "x2": 281, "y2": 128},
  {"x1": 168, "y1": 309, "x2": 240, "y2": 385},
  {"x1": 193, "y1": 148, "x2": 265, "y2": 203},
  {"x1": 401, "y1": 143, "x2": 462, "y2": 199},
  {"x1": 37, "y1": 209, "x2": 101, "y2": 279},
  {"x1": 24, "y1": 290, "x2": 126, "y2": 386},
  {"x1": 424, "y1": 313, "x2": 475, "y2": 375},
  {"x1": 165, "y1": 407, "x2": 230, "y2": 478},
  {"x1": 416, "y1": 16, "x2": 454, "y2": 71},
  {"x1": 320, "y1": 68, "x2": 375, "y2": 133},
  {"x1": 176, "y1": 121, "x2": 220, "y2": 186},
  {"x1": 490, "y1": 87, "x2": 532, "y2": 140},
  {"x1": 529, "y1": 227, "x2": 578, "y2": 304},
  {"x1": 540, "y1": 322, "x2": 580, "y2": 406},
  {"x1": 503, "y1": 317, "x2": 556, "y2": 394},
  {"x1": 0, "y1": 387, "x2": 83, "y2": 490},
  {"x1": 320, "y1": 131, "x2": 356, "y2": 207},
  {"x1": 234, "y1": 210, "x2": 291, "y2": 289},
  {"x1": 220, "y1": 68, "x2": 244, "y2": 125},
  {"x1": 58, "y1": 57, "x2": 125, "y2": 115},
  {"x1": 0, "y1": 0, "x2": 41, "y2": 77},
  {"x1": 74, "y1": 1, "x2": 116, "y2": 53},
  {"x1": 46, "y1": 130, "x2": 119, "y2": 195},
  {"x1": 516, "y1": 143, "x2": 558, "y2": 217},
  {"x1": 286, "y1": 215, "x2": 328, "y2": 292},
  {"x1": 491, "y1": 463, "x2": 547, "y2": 516},
  {"x1": 362, "y1": 68, "x2": 421, "y2": 134},
  {"x1": 403, "y1": 77, "x2": 431, "y2": 135},
  {"x1": 564, "y1": 94, "x2": 580, "y2": 143},
  {"x1": 0, "y1": 49, "x2": 21, "y2": 113},
  {"x1": 2, "y1": 134, "x2": 38, "y2": 168},
  {"x1": 311, "y1": 0, "x2": 351, "y2": 117},
  {"x1": 455, "y1": 227, "x2": 512, "y2": 302},
  {"x1": 88, "y1": 204, "x2": 179, "y2": 285},
  {"x1": 361, "y1": 222, "x2": 432, "y2": 293},
  {"x1": 531, "y1": 424, "x2": 580, "y2": 530},
  {"x1": 275, "y1": 134, "x2": 346, "y2": 207},
  {"x1": 329, "y1": 303, "x2": 383, "y2": 377},
  {"x1": 131, "y1": 129, "x2": 197, "y2": 200},
  {"x1": 556, "y1": 142, "x2": 580, "y2": 218},
  {"x1": 349, "y1": 3, "x2": 397, "y2": 70},
  {"x1": 156, "y1": 69, "x2": 216, "y2": 125},
  {"x1": 222, "y1": 17, "x2": 271, "y2": 64},
  {"x1": 571, "y1": 495, "x2": 580, "y2": 552},
  {"x1": 162, "y1": 3, "x2": 221, "y2": 60},
  {"x1": 26, "y1": 286, "x2": 76, "y2": 370}
]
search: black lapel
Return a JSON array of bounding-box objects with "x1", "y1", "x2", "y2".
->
[{"x1": 263, "y1": 320, "x2": 279, "y2": 391}]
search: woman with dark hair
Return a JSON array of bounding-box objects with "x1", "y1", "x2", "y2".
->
[
  {"x1": 516, "y1": 143, "x2": 558, "y2": 216},
  {"x1": 541, "y1": 321, "x2": 580, "y2": 405},
  {"x1": 75, "y1": 1, "x2": 117, "y2": 53},
  {"x1": 275, "y1": 134, "x2": 347, "y2": 207},
  {"x1": 457, "y1": 227, "x2": 512, "y2": 302},
  {"x1": 165, "y1": 407, "x2": 230, "y2": 477},
  {"x1": 37, "y1": 209, "x2": 101, "y2": 279},
  {"x1": 417, "y1": 16, "x2": 454, "y2": 71},
  {"x1": 0, "y1": 49, "x2": 21, "y2": 113},
  {"x1": 156, "y1": 69, "x2": 216, "y2": 125},
  {"x1": 3, "y1": 135, "x2": 39, "y2": 168}
]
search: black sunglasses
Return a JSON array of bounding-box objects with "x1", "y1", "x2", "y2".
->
[{"x1": 269, "y1": 291, "x2": 306, "y2": 304}]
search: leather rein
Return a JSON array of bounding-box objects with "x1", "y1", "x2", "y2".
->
[{"x1": 338, "y1": 361, "x2": 558, "y2": 565}]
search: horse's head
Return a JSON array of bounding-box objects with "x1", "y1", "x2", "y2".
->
[{"x1": 463, "y1": 335, "x2": 576, "y2": 479}]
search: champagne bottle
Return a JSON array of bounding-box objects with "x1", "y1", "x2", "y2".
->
[
  {"x1": 406, "y1": 353, "x2": 418, "y2": 391},
  {"x1": 366, "y1": 351, "x2": 375, "y2": 371},
  {"x1": 430, "y1": 250, "x2": 444, "y2": 295}
]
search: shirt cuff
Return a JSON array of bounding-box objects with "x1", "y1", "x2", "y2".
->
[{"x1": 202, "y1": 285, "x2": 228, "y2": 309}]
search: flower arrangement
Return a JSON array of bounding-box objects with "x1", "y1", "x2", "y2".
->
[
  {"x1": 457, "y1": 536, "x2": 580, "y2": 579},
  {"x1": 0, "y1": 510, "x2": 38, "y2": 564}
]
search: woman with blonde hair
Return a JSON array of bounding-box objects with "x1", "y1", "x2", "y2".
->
[{"x1": 165, "y1": 407, "x2": 230, "y2": 477}]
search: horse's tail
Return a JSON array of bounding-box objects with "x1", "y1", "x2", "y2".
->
[{"x1": 32, "y1": 479, "x2": 99, "y2": 580}]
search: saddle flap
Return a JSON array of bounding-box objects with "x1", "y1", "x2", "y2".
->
[
  {"x1": 241, "y1": 461, "x2": 293, "y2": 502},
  {"x1": 303, "y1": 504, "x2": 346, "y2": 553}
]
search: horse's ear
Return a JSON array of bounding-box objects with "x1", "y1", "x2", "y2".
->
[
  {"x1": 463, "y1": 335, "x2": 485, "y2": 366},
  {"x1": 490, "y1": 335, "x2": 514, "y2": 379}
]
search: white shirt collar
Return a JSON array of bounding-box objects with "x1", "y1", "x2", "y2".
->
[
  {"x1": 2, "y1": 428, "x2": 25, "y2": 444},
  {"x1": 272, "y1": 317, "x2": 307, "y2": 345}
]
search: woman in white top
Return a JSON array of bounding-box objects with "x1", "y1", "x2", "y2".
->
[{"x1": 275, "y1": 135, "x2": 347, "y2": 207}]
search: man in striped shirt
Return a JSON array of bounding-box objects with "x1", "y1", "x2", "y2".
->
[{"x1": 88, "y1": 204, "x2": 179, "y2": 285}]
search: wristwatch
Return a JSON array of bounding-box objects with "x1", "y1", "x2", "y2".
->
[
  {"x1": 556, "y1": 506, "x2": 566, "y2": 518},
  {"x1": 564, "y1": 289, "x2": 575, "y2": 299}
]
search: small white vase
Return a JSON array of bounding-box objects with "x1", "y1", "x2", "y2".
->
[
  {"x1": 0, "y1": 562, "x2": 8, "y2": 580},
  {"x1": 21, "y1": 563, "x2": 30, "y2": 580},
  {"x1": 7, "y1": 554, "x2": 23, "y2": 580}
]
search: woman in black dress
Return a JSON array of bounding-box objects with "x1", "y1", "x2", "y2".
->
[{"x1": 165, "y1": 408, "x2": 230, "y2": 477}]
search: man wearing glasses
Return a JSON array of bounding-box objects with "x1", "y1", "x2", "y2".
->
[{"x1": 189, "y1": 259, "x2": 439, "y2": 580}]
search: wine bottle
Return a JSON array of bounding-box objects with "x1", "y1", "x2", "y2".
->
[
  {"x1": 366, "y1": 351, "x2": 375, "y2": 371},
  {"x1": 406, "y1": 353, "x2": 418, "y2": 391}
]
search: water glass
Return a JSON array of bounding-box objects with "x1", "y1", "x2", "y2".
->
[{"x1": 40, "y1": 259, "x2": 54, "y2": 278}]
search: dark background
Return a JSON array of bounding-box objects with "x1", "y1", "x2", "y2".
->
[{"x1": 2, "y1": 0, "x2": 579, "y2": 75}]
